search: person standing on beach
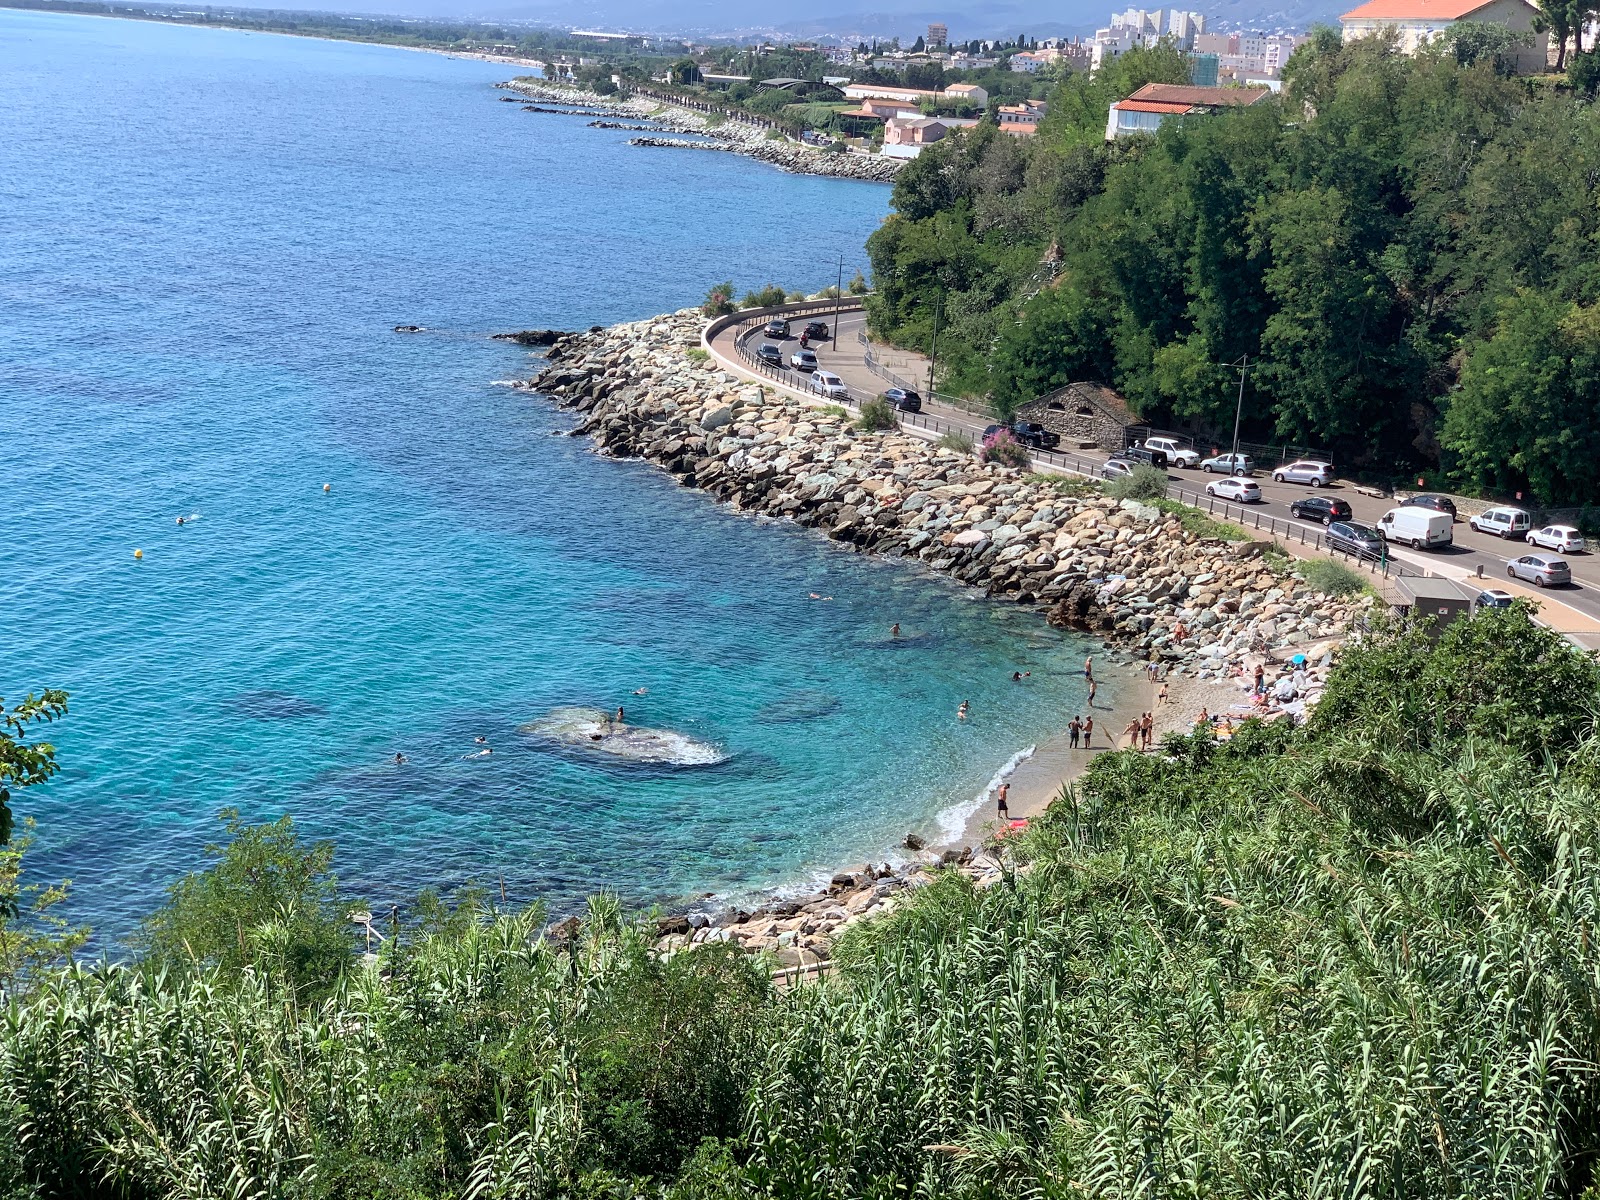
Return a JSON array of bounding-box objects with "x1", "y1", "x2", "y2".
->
[
  {"x1": 1069, "y1": 716, "x2": 1082, "y2": 748},
  {"x1": 1087, "y1": 677, "x2": 1098, "y2": 706},
  {"x1": 1123, "y1": 718, "x2": 1140, "y2": 749},
  {"x1": 1083, "y1": 716, "x2": 1094, "y2": 748},
  {"x1": 1158, "y1": 682, "x2": 1169, "y2": 706},
  {"x1": 996, "y1": 782, "x2": 1009, "y2": 819},
  {"x1": 1253, "y1": 664, "x2": 1265, "y2": 695},
  {"x1": 1084, "y1": 655, "x2": 1094, "y2": 681},
  {"x1": 1141, "y1": 712, "x2": 1154, "y2": 750}
]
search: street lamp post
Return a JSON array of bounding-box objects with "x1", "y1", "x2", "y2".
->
[
  {"x1": 1229, "y1": 355, "x2": 1249, "y2": 467},
  {"x1": 926, "y1": 289, "x2": 942, "y2": 399},
  {"x1": 832, "y1": 255, "x2": 844, "y2": 342}
]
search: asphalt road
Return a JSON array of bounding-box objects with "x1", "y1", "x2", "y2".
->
[{"x1": 712, "y1": 310, "x2": 1600, "y2": 637}]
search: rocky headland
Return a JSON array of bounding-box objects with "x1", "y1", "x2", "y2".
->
[
  {"x1": 496, "y1": 80, "x2": 904, "y2": 183},
  {"x1": 517, "y1": 307, "x2": 1369, "y2": 965}
]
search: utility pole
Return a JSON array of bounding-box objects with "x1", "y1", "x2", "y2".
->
[
  {"x1": 832, "y1": 255, "x2": 844, "y2": 342},
  {"x1": 926, "y1": 290, "x2": 942, "y2": 399},
  {"x1": 1230, "y1": 355, "x2": 1249, "y2": 468}
]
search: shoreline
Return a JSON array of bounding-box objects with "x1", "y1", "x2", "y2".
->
[{"x1": 520, "y1": 307, "x2": 1366, "y2": 960}]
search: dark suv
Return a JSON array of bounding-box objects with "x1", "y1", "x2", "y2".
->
[
  {"x1": 803, "y1": 320, "x2": 831, "y2": 341},
  {"x1": 1290, "y1": 495, "x2": 1354, "y2": 525},
  {"x1": 1122, "y1": 444, "x2": 1169, "y2": 469},
  {"x1": 1011, "y1": 421, "x2": 1060, "y2": 450},
  {"x1": 1402, "y1": 493, "x2": 1458, "y2": 519},
  {"x1": 883, "y1": 388, "x2": 922, "y2": 412},
  {"x1": 1326, "y1": 520, "x2": 1383, "y2": 560},
  {"x1": 762, "y1": 319, "x2": 790, "y2": 339}
]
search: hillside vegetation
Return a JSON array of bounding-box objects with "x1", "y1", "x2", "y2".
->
[
  {"x1": 866, "y1": 35, "x2": 1600, "y2": 503},
  {"x1": 2, "y1": 607, "x2": 1599, "y2": 1196}
]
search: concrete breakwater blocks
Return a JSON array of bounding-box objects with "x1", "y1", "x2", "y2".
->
[{"x1": 522, "y1": 308, "x2": 1373, "y2": 963}]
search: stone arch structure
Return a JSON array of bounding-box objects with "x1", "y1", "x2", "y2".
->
[{"x1": 1014, "y1": 382, "x2": 1134, "y2": 453}]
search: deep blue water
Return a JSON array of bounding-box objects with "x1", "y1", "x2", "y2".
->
[{"x1": 0, "y1": 10, "x2": 1094, "y2": 938}]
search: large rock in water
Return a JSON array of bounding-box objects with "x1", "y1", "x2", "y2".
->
[{"x1": 519, "y1": 706, "x2": 728, "y2": 766}]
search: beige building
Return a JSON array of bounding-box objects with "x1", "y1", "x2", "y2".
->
[{"x1": 1339, "y1": 0, "x2": 1548, "y2": 72}]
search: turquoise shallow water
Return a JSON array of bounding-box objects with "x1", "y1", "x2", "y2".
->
[{"x1": 1, "y1": 10, "x2": 1095, "y2": 938}]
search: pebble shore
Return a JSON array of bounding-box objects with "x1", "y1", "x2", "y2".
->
[
  {"x1": 497, "y1": 80, "x2": 904, "y2": 183},
  {"x1": 522, "y1": 308, "x2": 1371, "y2": 962}
]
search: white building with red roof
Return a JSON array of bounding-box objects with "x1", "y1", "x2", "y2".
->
[
  {"x1": 1339, "y1": 0, "x2": 1547, "y2": 72},
  {"x1": 1105, "y1": 83, "x2": 1272, "y2": 140}
]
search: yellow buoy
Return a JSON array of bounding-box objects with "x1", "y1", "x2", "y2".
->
[
  {"x1": 323, "y1": 483, "x2": 331, "y2": 493},
  {"x1": 133, "y1": 548, "x2": 143, "y2": 559}
]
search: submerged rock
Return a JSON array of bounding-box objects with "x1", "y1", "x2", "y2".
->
[
  {"x1": 755, "y1": 690, "x2": 841, "y2": 724},
  {"x1": 520, "y1": 706, "x2": 728, "y2": 766}
]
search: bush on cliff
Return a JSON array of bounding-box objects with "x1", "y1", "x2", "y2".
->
[
  {"x1": 740, "y1": 283, "x2": 787, "y2": 309},
  {"x1": 1104, "y1": 462, "x2": 1167, "y2": 502},
  {"x1": 6, "y1": 611, "x2": 1600, "y2": 1197},
  {"x1": 700, "y1": 281, "x2": 735, "y2": 318},
  {"x1": 981, "y1": 428, "x2": 1030, "y2": 468},
  {"x1": 856, "y1": 397, "x2": 899, "y2": 432}
]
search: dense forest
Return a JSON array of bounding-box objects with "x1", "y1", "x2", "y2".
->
[
  {"x1": 866, "y1": 35, "x2": 1600, "y2": 504},
  {"x1": 4, "y1": 606, "x2": 1600, "y2": 1196}
]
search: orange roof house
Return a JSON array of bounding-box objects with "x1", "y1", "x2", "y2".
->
[
  {"x1": 1339, "y1": 0, "x2": 1547, "y2": 71},
  {"x1": 1105, "y1": 83, "x2": 1271, "y2": 140}
]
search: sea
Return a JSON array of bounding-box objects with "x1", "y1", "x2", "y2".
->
[{"x1": 0, "y1": 9, "x2": 1096, "y2": 940}]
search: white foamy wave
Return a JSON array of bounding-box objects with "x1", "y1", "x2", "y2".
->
[
  {"x1": 489, "y1": 378, "x2": 525, "y2": 387},
  {"x1": 519, "y1": 706, "x2": 729, "y2": 766},
  {"x1": 935, "y1": 744, "x2": 1036, "y2": 844}
]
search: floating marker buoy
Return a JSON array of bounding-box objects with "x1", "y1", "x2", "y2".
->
[
  {"x1": 323, "y1": 483, "x2": 331, "y2": 493},
  {"x1": 133, "y1": 548, "x2": 143, "y2": 559}
]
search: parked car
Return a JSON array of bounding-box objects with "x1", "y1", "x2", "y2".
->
[
  {"x1": 1201, "y1": 452, "x2": 1254, "y2": 475},
  {"x1": 756, "y1": 343, "x2": 786, "y2": 367},
  {"x1": 1206, "y1": 476, "x2": 1262, "y2": 503},
  {"x1": 1473, "y1": 588, "x2": 1515, "y2": 611},
  {"x1": 762, "y1": 319, "x2": 790, "y2": 339},
  {"x1": 1376, "y1": 506, "x2": 1453, "y2": 550},
  {"x1": 803, "y1": 320, "x2": 830, "y2": 341},
  {"x1": 1507, "y1": 553, "x2": 1572, "y2": 587},
  {"x1": 1272, "y1": 460, "x2": 1335, "y2": 488},
  {"x1": 1289, "y1": 495, "x2": 1353, "y2": 525},
  {"x1": 1469, "y1": 506, "x2": 1532, "y2": 539},
  {"x1": 1140, "y1": 436, "x2": 1199, "y2": 468},
  {"x1": 1402, "y1": 493, "x2": 1457, "y2": 519},
  {"x1": 1326, "y1": 520, "x2": 1384, "y2": 560},
  {"x1": 790, "y1": 348, "x2": 819, "y2": 372},
  {"x1": 883, "y1": 387, "x2": 922, "y2": 412},
  {"x1": 1121, "y1": 444, "x2": 1168, "y2": 469},
  {"x1": 1101, "y1": 457, "x2": 1135, "y2": 480},
  {"x1": 809, "y1": 370, "x2": 848, "y2": 400},
  {"x1": 1527, "y1": 524, "x2": 1587, "y2": 553},
  {"x1": 1011, "y1": 421, "x2": 1060, "y2": 450}
]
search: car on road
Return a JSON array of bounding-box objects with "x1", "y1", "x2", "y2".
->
[
  {"x1": 1206, "y1": 476, "x2": 1261, "y2": 503},
  {"x1": 1527, "y1": 524, "x2": 1586, "y2": 553},
  {"x1": 1402, "y1": 494, "x2": 1458, "y2": 519},
  {"x1": 1326, "y1": 520, "x2": 1384, "y2": 560},
  {"x1": 809, "y1": 370, "x2": 848, "y2": 400},
  {"x1": 1470, "y1": 506, "x2": 1532, "y2": 539},
  {"x1": 803, "y1": 320, "x2": 830, "y2": 341},
  {"x1": 756, "y1": 343, "x2": 786, "y2": 368},
  {"x1": 1289, "y1": 495, "x2": 1353, "y2": 525},
  {"x1": 1474, "y1": 588, "x2": 1515, "y2": 611},
  {"x1": 1201, "y1": 452, "x2": 1254, "y2": 475},
  {"x1": 1101, "y1": 457, "x2": 1134, "y2": 480},
  {"x1": 1272, "y1": 460, "x2": 1335, "y2": 488},
  {"x1": 763, "y1": 319, "x2": 790, "y2": 339},
  {"x1": 1507, "y1": 553, "x2": 1572, "y2": 587},
  {"x1": 1122, "y1": 444, "x2": 1168, "y2": 469},
  {"x1": 1376, "y1": 506, "x2": 1453, "y2": 550},
  {"x1": 883, "y1": 387, "x2": 922, "y2": 412},
  {"x1": 1140, "y1": 436, "x2": 1199, "y2": 468},
  {"x1": 1011, "y1": 421, "x2": 1060, "y2": 450},
  {"x1": 790, "y1": 348, "x2": 819, "y2": 372}
]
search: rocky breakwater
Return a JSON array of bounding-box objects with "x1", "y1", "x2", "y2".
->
[{"x1": 525, "y1": 309, "x2": 1371, "y2": 680}]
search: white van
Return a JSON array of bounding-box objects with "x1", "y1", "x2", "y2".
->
[
  {"x1": 1141, "y1": 436, "x2": 1199, "y2": 468},
  {"x1": 809, "y1": 371, "x2": 849, "y2": 401},
  {"x1": 1377, "y1": 506, "x2": 1454, "y2": 550},
  {"x1": 1469, "y1": 506, "x2": 1532, "y2": 539}
]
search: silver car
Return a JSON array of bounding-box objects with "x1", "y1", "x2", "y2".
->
[
  {"x1": 1201, "y1": 452, "x2": 1254, "y2": 475},
  {"x1": 1507, "y1": 554, "x2": 1572, "y2": 587},
  {"x1": 1272, "y1": 460, "x2": 1334, "y2": 488},
  {"x1": 1527, "y1": 525, "x2": 1586, "y2": 554}
]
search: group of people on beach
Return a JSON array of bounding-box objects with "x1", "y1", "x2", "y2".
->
[{"x1": 1123, "y1": 712, "x2": 1157, "y2": 751}]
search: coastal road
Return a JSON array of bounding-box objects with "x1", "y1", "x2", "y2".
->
[{"x1": 709, "y1": 309, "x2": 1600, "y2": 642}]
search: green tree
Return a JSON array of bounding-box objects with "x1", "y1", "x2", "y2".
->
[
  {"x1": 0, "y1": 821, "x2": 88, "y2": 996},
  {"x1": 0, "y1": 690, "x2": 68, "y2": 849},
  {"x1": 1443, "y1": 290, "x2": 1600, "y2": 504},
  {"x1": 988, "y1": 282, "x2": 1115, "y2": 415},
  {"x1": 132, "y1": 809, "x2": 356, "y2": 996}
]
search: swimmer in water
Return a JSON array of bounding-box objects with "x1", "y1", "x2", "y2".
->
[
  {"x1": 615, "y1": 705, "x2": 625, "y2": 725},
  {"x1": 393, "y1": 752, "x2": 407, "y2": 764},
  {"x1": 633, "y1": 687, "x2": 648, "y2": 695},
  {"x1": 957, "y1": 700, "x2": 970, "y2": 721},
  {"x1": 474, "y1": 736, "x2": 487, "y2": 745},
  {"x1": 890, "y1": 623, "x2": 900, "y2": 638},
  {"x1": 464, "y1": 748, "x2": 492, "y2": 759}
]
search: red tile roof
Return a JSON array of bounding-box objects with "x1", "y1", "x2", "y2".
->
[
  {"x1": 1341, "y1": 0, "x2": 1495, "y2": 18},
  {"x1": 1115, "y1": 99, "x2": 1198, "y2": 113},
  {"x1": 1126, "y1": 83, "x2": 1273, "y2": 107}
]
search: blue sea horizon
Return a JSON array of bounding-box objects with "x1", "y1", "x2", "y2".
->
[{"x1": 0, "y1": 9, "x2": 1096, "y2": 942}]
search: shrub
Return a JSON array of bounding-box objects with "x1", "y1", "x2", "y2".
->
[
  {"x1": 684, "y1": 347, "x2": 710, "y2": 364},
  {"x1": 819, "y1": 404, "x2": 849, "y2": 420},
  {"x1": 786, "y1": 291, "x2": 807, "y2": 303},
  {"x1": 856, "y1": 397, "x2": 898, "y2": 432},
  {"x1": 1151, "y1": 497, "x2": 1250, "y2": 541},
  {"x1": 847, "y1": 272, "x2": 869, "y2": 296},
  {"x1": 981, "y1": 428, "x2": 1031, "y2": 468},
  {"x1": 827, "y1": 140, "x2": 847, "y2": 153},
  {"x1": 1105, "y1": 463, "x2": 1167, "y2": 501},
  {"x1": 1296, "y1": 555, "x2": 1372, "y2": 598},
  {"x1": 701, "y1": 282, "x2": 735, "y2": 318},
  {"x1": 741, "y1": 284, "x2": 787, "y2": 309},
  {"x1": 1028, "y1": 471, "x2": 1103, "y2": 499},
  {"x1": 937, "y1": 430, "x2": 975, "y2": 454}
]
